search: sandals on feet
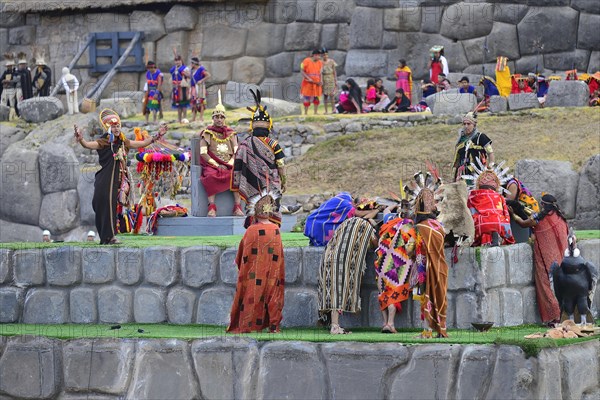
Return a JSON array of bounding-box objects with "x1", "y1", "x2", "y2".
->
[
  {"x1": 382, "y1": 325, "x2": 393, "y2": 334},
  {"x1": 414, "y1": 330, "x2": 433, "y2": 339},
  {"x1": 207, "y1": 203, "x2": 217, "y2": 217},
  {"x1": 330, "y1": 324, "x2": 351, "y2": 335},
  {"x1": 107, "y1": 237, "x2": 121, "y2": 245},
  {"x1": 232, "y1": 204, "x2": 245, "y2": 216}
]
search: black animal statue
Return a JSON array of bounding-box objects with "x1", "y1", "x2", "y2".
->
[{"x1": 550, "y1": 232, "x2": 598, "y2": 325}]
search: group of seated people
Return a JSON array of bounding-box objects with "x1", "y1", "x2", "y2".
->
[{"x1": 334, "y1": 78, "x2": 415, "y2": 114}]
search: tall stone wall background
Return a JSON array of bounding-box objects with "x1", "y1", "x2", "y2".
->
[
  {"x1": 1, "y1": 1, "x2": 599, "y2": 108},
  {"x1": 0, "y1": 336, "x2": 598, "y2": 400},
  {"x1": 1, "y1": 241, "x2": 598, "y2": 327}
]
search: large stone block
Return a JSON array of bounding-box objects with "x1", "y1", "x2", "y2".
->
[
  {"x1": 167, "y1": 287, "x2": 196, "y2": 324},
  {"x1": 518, "y1": 7, "x2": 578, "y2": 55},
  {"x1": 203, "y1": 60, "x2": 232, "y2": 85},
  {"x1": 0, "y1": 12, "x2": 25, "y2": 28},
  {"x1": 421, "y1": 5, "x2": 444, "y2": 34},
  {"x1": 432, "y1": 92, "x2": 477, "y2": 116},
  {"x1": 219, "y1": 247, "x2": 238, "y2": 284},
  {"x1": 191, "y1": 338, "x2": 260, "y2": 400},
  {"x1": 575, "y1": 156, "x2": 600, "y2": 230},
  {"x1": 127, "y1": 340, "x2": 199, "y2": 400},
  {"x1": 82, "y1": 247, "x2": 115, "y2": 284},
  {"x1": 0, "y1": 288, "x2": 22, "y2": 322},
  {"x1": 265, "y1": 52, "x2": 294, "y2": 78},
  {"x1": 155, "y1": 31, "x2": 189, "y2": 72},
  {"x1": 284, "y1": 22, "x2": 321, "y2": 51},
  {"x1": 23, "y1": 289, "x2": 68, "y2": 324},
  {"x1": 589, "y1": 51, "x2": 600, "y2": 73},
  {"x1": 346, "y1": 50, "x2": 388, "y2": 77},
  {"x1": 70, "y1": 288, "x2": 96, "y2": 323},
  {"x1": 493, "y1": 4, "x2": 529, "y2": 24},
  {"x1": 130, "y1": 11, "x2": 166, "y2": 42},
  {"x1": 117, "y1": 247, "x2": 143, "y2": 285},
  {"x1": 63, "y1": 339, "x2": 134, "y2": 394},
  {"x1": 224, "y1": 81, "x2": 259, "y2": 108},
  {"x1": 456, "y1": 346, "x2": 497, "y2": 400},
  {"x1": 349, "y1": 7, "x2": 383, "y2": 49},
  {"x1": 143, "y1": 246, "x2": 178, "y2": 286},
  {"x1": 257, "y1": 342, "x2": 326, "y2": 400},
  {"x1": 284, "y1": 247, "x2": 302, "y2": 283},
  {"x1": 196, "y1": 287, "x2": 235, "y2": 325},
  {"x1": 489, "y1": 95, "x2": 508, "y2": 113},
  {"x1": 578, "y1": 14, "x2": 600, "y2": 51},
  {"x1": 560, "y1": 341, "x2": 600, "y2": 400},
  {"x1": 134, "y1": 287, "x2": 166, "y2": 323},
  {"x1": 98, "y1": 97, "x2": 138, "y2": 119},
  {"x1": 455, "y1": 292, "x2": 480, "y2": 329},
  {"x1": 0, "y1": 248, "x2": 11, "y2": 283},
  {"x1": 483, "y1": 289, "x2": 501, "y2": 329},
  {"x1": 0, "y1": 337, "x2": 59, "y2": 399},
  {"x1": 246, "y1": 23, "x2": 286, "y2": 57},
  {"x1": 9, "y1": 25, "x2": 35, "y2": 45},
  {"x1": 390, "y1": 345, "x2": 461, "y2": 399},
  {"x1": 440, "y1": 2, "x2": 494, "y2": 40},
  {"x1": 486, "y1": 346, "x2": 538, "y2": 399},
  {"x1": 315, "y1": 0, "x2": 354, "y2": 23},
  {"x1": 14, "y1": 249, "x2": 44, "y2": 287},
  {"x1": 572, "y1": 0, "x2": 600, "y2": 14},
  {"x1": 521, "y1": 286, "x2": 541, "y2": 325},
  {"x1": 164, "y1": 5, "x2": 197, "y2": 32},
  {"x1": 98, "y1": 287, "x2": 132, "y2": 323},
  {"x1": 261, "y1": 98, "x2": 302, "y2": 117},
  {"x1": 321, "y1": 24, "x2": 338, "y2": 50},
  {"x1": 0, "y1": 125, "x2": 26, "y2": 159},
  {"x1": 500, "y1": 288, "x2": 523, "y2": 326},
  {"x1": 182, "y1": 246, "x2": 219, "y2": 288},
  {"x1": 481, "y1": 246, "x2": 506, "y2": 289},
  {"x1": 282, "y1": 288, "x2": 318, "y2": 327},
  {"x1": 545, "y1": 80, "x2": 590, "y2": 108},
  {"x1": 39, "y1": 143, "x2": 79, "y2": 194},
  {"x1": 38, "y1": 190, "x2": 79, "y2": 234},
  {"x1": 78, "y1": 165, "x2": 96, "y2": 225},
  {"x1": 578, "y1": 240, "x2": 600, "y2": 275},
  {"x1": 537, "y1": 349, "x2": 564, "y2": 400},
  {"x1": 45, "y1": 246, "x2": 81, "y2": 286},
  {"x1": 508, "y1": 93, "x2": 539, "y2": 111},
  {"x1": 232, "y1": 56, "x2": 265, "y2": 85},
  {"x1": 462, "y1": 22, "x2": 520, "y2": 65},
  {"x1": 18, "y1": 97, "x2": 64, "y2": 123},
  {"x1": 384, "y1": 7, "x2": 421, "y2": 32},
  {"x1": 544, "y1": 49, "x2": 591, "y2": 72},
  {"x1": 515, "y1": 159, "x2": 579, "y2": 219},
  {"x1": 0, "y1": 145, "x2": 42, "y2": 225},
  {"x1": 322, "y1": 342, "x2": 409, "y2": 400},
  {"x1": 302, "y1": 246, "x2": 324, "y2": 285},
  {"x1": 504, "y1": 243, "x2": 533, "y2": 286}
]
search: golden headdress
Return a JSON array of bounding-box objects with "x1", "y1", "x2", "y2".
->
[
  {"x1": 99, "y1": 108, "x2": 121, "y2": 131},
  {"x1": 4, "y1": 52, "x2": 15, "y2": 67},
  {"x1": 212, "y1": 89, "x2": 226, "y2": 118},
  {"x1": 254, "y1": 192, "x2": 275, "y2": 219}
]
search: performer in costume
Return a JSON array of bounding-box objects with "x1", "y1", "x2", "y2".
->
[
  {"x1": 495, "y1": 56, "x2": 512, "y2": 97},
  {"x1": 15, "y1": 53, "x2": 33, "y2": 111},
  {"x1": 32, "y1": 54, "x2": 51, "y2": 97},
  {"x1": 231, "y1": 89, "x2": 287, "y2": 226},
  {"x1": 61, "y1": 67, "x2": 79, "y2": 114},
  {"x1": 462, "y1": 159, "x2": 515, "y2": 247},
  {"x1": 452, "y1": 112, "x2": 494, "y2": 182},
  {"x1": 74, "y1": 109, "x2": 166, "y2": 244},
  {"x1": 320, "y1": 48, "x2": 338, "y2": 114},
  {"x1": 300, "y1": 49, "x2": 323, "y2": 115},
  {"x1": 428, "y1": 45, "x2": 448, "y2": 85},
  {"x1": 510, "y1": 194, "x2": 568, "y2": 326},
  {"x1": 304, "y1": 192, "x2": 356, "y2": 246},
  {"x1": 144, "y1": 61, "x2": 163, "y2": 124},
  {"x1": 395, "y1": 59, "x2": 413, "y2": 101},
  {"x1": 227, "y1": 194, "x2": 285, "y2": 333},
  {"x1": 170, "y1": 55, "x2": 190, "y2": 123},
  {"x1": 1, "y1": 55, "x2": 18, "y2": 120},
  {"x1": 199, "y1": 90, "x2": 244, "y2": 217},
  {"x1": 190, "y1": 57, "x2": 210, "y2": 122}
]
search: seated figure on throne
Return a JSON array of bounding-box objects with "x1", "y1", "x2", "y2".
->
[{"x1": 199, "y1": 91, "x2": 244, "y2": 217}]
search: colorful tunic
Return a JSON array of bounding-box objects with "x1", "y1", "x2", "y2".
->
[
  {"x1": 495, "y1": 63, "x2": 512, "y2": 97},
  {"x1": 532, "y1": 212, "x2": 568, "y2": 323},
  {"x1": 170, "y1": 64, "x2": 189, "y2": 109},
  {"x1": 93, "y1": 133, "x2": 132, "y2": 244},
  {"x1": 375, "y1": 218, "x2": 416, "y2": 311},
  {"x1": 200, "y1": 125, "x2": 236, "y2": 197},
  {"x1": 453, "y1": 130, "x2": 493, "y2": 181},
  {"x1": 467, "y1": 189, "x2": 515, "y2": 246},
  {"x1": 300, "y1": 57, "x2": 323, "y2": 97},
  {"x1": 414, "y1": 218, "x2": 448, "y2": 337},
  {"x1": 231, "y1": 134, "x2": 285, "y2": 225},
  {"x1": 145, "y1": 69, "x2": 163, "y2": 112},
  {"x1": 304, "y1": 192, "x2": 356, "y2": 246},
  {"x1": 191, "y1": 65, "x2": 207, "y2": 110},
  {"x1": 227, "y1": 223, "x2": 285, "y2": 333},
  {"x1": 395, "y1": 66, "x2": 413, "y2": 100},
  {"x1": 318, "y1": 217, "x2": 376, "y2": 314},
  {"x1": 321, "y1": 59, "x2": 338, "y2": 96}
]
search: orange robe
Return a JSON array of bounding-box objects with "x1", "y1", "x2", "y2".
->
[
  {"x1": 300, "y1": 57, "x2": 323, "y2": 97},
  {"x1": 227, "y1": 223, "x2": 285, "y2": 333}
]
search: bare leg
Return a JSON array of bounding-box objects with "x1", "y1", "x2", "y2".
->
[
  {"x1": 313, "y1": 101, "x2": 319, "y2": 115},
  {"x1": 199, "y1": 103, "x2": 205, "y2": 121},
  {"x1": 324, "y1": 96, "x2": 329, "y2": 114},
  {"x1": 387, "y1": 304, "x2": 397, "y2": 331}
]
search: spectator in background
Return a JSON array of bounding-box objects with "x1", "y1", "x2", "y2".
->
[
  {"x1": 190, "y1": 57, "x2": 210, "y2": 122},
  {"x1": 428, "y1": 45, "x2": 449, "y2": 85},
  {"x1": 42, "y1": 230, "x2": 52, "y2": 243},
  {"x1": 421, "y1": 78, "x2": 436, "y2": 98},
  {"x1": 170, "y1": 54, "x2": 191, "y2": 123},
  {"x1": 384, "y1": 88, "x2": 411, "y2": 113},
  {"x1": 320, "y1": 48, "x2": 338, "y2": 114},
  {"x1": 300, "y1": 49, "x2": 323, "y2": 115},
  {"x1": 336, "y1": 78, "x2": 362, "y2": 114},
  {"x1": 536, "y1": 75, "x2": 549, "y2": 107},
  {"x1": 437, "y1": 73, "x2": 451, "y2": 92},
  {"x1": 458, "y1": 76, "x2": 478, "y2": 96},
  {"x1": 395, "y1": 59, "x2": 413, "y2": 102},
  {"x1": 526, "y1": 73, "x2": 538, "y2": 92},
  {"x1": 87, "y1": 231, "x2": 96, "y2": 242}
]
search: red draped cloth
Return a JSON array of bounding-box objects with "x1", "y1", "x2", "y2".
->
[
  {"x1": 467, "y1": 189, "x2": 515, "y2": 246},
  {"x1": 227, "y1": 223, "x2": 285, "y2": 333},
  {"x1": 199, "y1": 126, "x2": 235, "y2": 197},
  {"x1": 532, "y1": 212, "x2": 568, "y2": 323}
]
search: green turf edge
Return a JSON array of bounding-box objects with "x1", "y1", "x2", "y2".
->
[{"x1": 1, "y1": 323, "x2": 598, "y2": 357}]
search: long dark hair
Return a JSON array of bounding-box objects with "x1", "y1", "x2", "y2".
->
[
  {"x1": 346, "y1": 78, "x2": 363, "y2": 108},
  {"x1": 537, "y1": 194, "x2": 567, "y2": 223}
]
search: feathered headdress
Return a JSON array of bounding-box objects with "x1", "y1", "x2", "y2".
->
[
  {"x1": 247, "y1": 88, "x2": 272, "y2": 131},
  {"x1": 461, "y1": 157, "x2": 512, "y2": 193},
  {"x1": 212, "y1": 89, "x2": 226, "y2": 118},
  {"x1": 32, "y1": 47, "x2": 46, "y2": 66},
  {"x1": 4, "y1": 52, "x2": 15, "y2": 67},
  {"x1": 405, "y1": 163, "x2": 443, "y2": 215},
  {"x1": 99, "y1": 108, "x2": 123, "y2": 142},
  {"x1": 17, "y1": 52, "x2": 27, "y2": 64}
]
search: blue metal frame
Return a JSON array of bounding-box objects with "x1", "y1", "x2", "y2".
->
[{"x1": 89, "y1": 32, "x2": 145, "y2": 73}]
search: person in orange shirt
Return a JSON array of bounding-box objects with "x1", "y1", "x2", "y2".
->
[{"x1": 300, "y1": 49, "x2": 323, "y2": 115}]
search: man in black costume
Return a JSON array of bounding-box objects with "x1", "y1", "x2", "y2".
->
[
  {"x1": 32, "y1": 56, "x2": 51, "y2": 97},
  {"x1": 15, "y1": 53, "x2": 33, "y2": 112}
]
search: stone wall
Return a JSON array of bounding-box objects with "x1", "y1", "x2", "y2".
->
[
  {"x1": 0, "y1": 336, "x2": 598, "y2": 400},
  {"x1": 1, "y1": 1, "x2": 599, "y2": 107},
  {"x1": 1, "y1": 240, "x2": 598, "y2": 327}
]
